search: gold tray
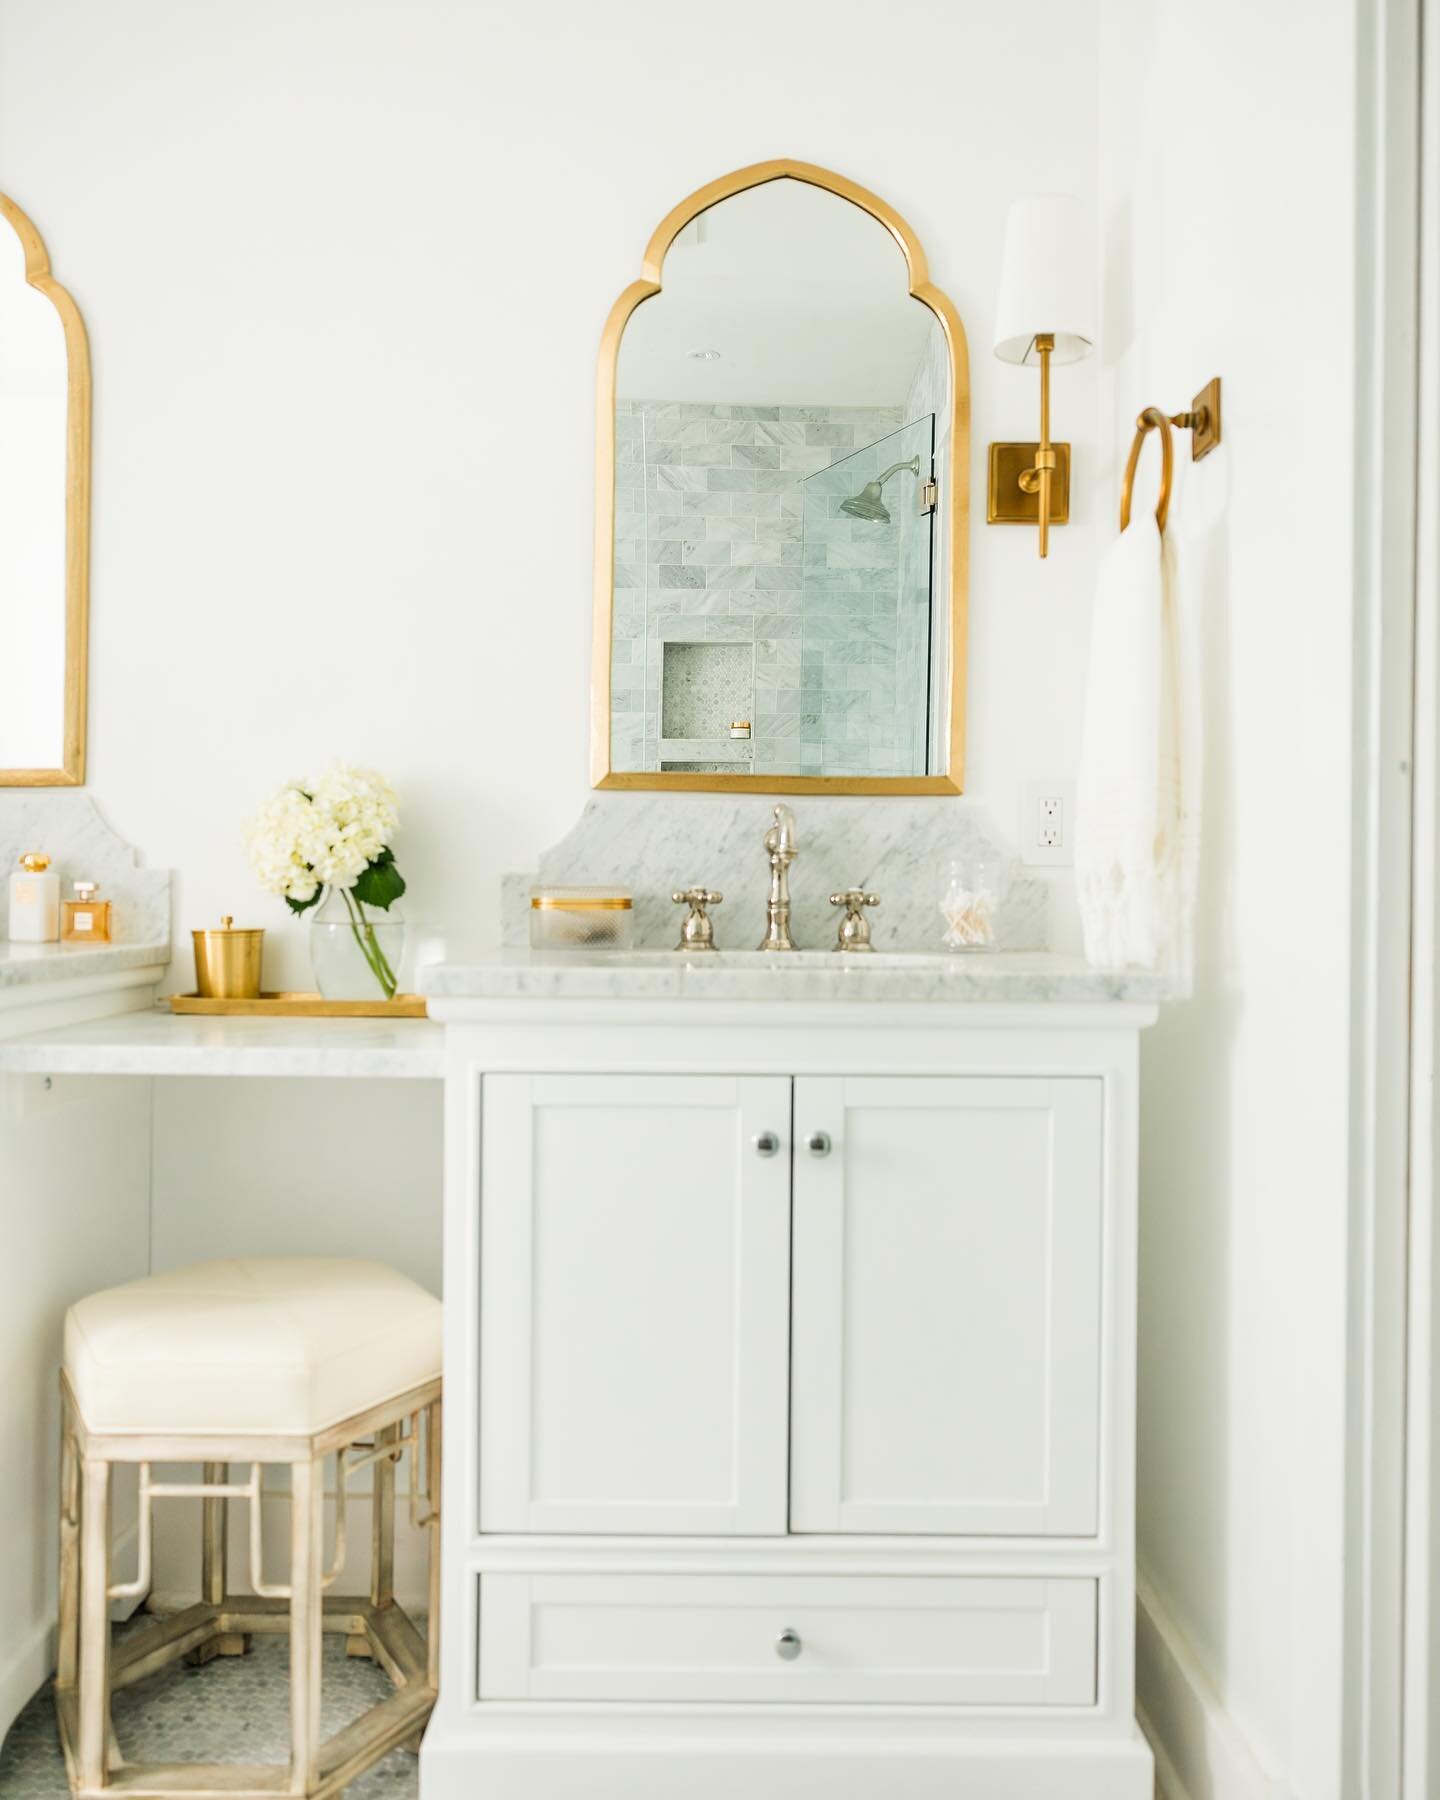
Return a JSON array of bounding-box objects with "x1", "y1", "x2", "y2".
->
[{"x1": 168, "y1": 991, "x2": 428, "y2": 1019}]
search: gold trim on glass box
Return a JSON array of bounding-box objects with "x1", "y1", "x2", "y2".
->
[
  {"x1": 530, "y1": 896, "x2": 633, "y2": 911},
  {"x1": 0, "y1": 193, "x2": 91, "y2": 788},
  {"x1": 591, "y1": 159, "x2": 970, "y2": 797}
]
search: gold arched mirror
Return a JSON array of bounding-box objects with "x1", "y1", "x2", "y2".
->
[
  {"x1": 0, "y1": 194, "x2": 90, "y2": 786},
  {"x1": 592, "y1": 160, "x2": 968, "y2": 795}
]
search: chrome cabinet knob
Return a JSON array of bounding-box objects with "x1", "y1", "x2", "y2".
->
[
  {"x1": 806, "y1": 1131, "x2": 832, "y2": 1157},
  {"x1": 753, "y1": 1132, "x2": 781, "y2": 1158},
  {"x1": 775, "y1": 1628, "x2": 803, "y2": 1661}
]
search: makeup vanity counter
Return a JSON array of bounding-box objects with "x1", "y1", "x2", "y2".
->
[
  {"x1": 0, "y1": 1007, "x2": 445, "y2": 1078},
  {"x1": 419, "y1": 945, "x2": 1166, "y2": 1800}
]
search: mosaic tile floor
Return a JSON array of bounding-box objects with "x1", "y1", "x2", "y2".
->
[{"x1": 0, "y1": 1623, "x2": 419, "y2": 1797}]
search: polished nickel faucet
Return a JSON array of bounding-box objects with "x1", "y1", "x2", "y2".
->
[{"x1": 758, "y1": 804, "x2": 799, "y2": 951}]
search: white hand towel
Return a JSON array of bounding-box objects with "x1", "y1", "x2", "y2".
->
[{"x1": 1075, "y1": 514, "x2": 1200, "y2": 990}]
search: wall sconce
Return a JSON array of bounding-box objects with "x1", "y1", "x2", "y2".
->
[{"x1": 987, "y1": 194, "x2": 1094, "y2": 558}]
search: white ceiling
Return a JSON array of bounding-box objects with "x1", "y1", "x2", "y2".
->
[{"x1": 616, "y1": 178, "x2": 936, "y2": 408}]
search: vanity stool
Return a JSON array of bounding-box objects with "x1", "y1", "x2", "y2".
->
[{"x1": 53, "y1": 1257, "x2": 442, "y2": 1800}]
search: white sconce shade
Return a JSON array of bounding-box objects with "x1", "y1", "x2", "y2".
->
[{"x1": 993, "y1": 194, "x2": 1095, "y2": 366}]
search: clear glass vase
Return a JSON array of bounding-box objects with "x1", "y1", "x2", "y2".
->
[{"x1": 308, "y1": 886, "x2": 406, "y2": 1001}]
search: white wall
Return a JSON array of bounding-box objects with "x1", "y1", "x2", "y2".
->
[
  {"x1": 1096, "y1": 2, "x2": 1360, "y2": 1795},
  {"x1": 0, "y1": 1070, "x2": 150, "y2": 1739},
  {"x1": 0, "y1": 0, "x2": 1103, "y2": 981}
]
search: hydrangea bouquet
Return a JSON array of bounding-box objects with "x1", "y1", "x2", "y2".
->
[{"x1": 245, "y1": 764, "x2": 406, "y2": 999}]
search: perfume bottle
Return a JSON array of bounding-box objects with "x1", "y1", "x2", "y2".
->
[
  {"x1": 61, "y1": 880, "x2": 113, "y2": 943},
  {"x1": 9, "y1": 852, "x2": 61, "y2": 942}
]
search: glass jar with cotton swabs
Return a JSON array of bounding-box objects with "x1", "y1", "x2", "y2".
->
[{"x1": 938, "y1": 854, "x2": 1013, "y2": 953}]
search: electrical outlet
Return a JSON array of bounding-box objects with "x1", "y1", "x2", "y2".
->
[{"x1": 1021, "y1": 779, "x2": 1076, "y2": 867}]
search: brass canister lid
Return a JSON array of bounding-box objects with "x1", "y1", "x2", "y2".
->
[{"x1": 193, "y1": 914, "x2": 264, "y2": 938}]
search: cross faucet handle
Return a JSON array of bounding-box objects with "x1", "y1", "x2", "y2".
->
[
  {"x1": 829, "y1": 888, "x2": 881, "y2": 953},
  {"x1": 672, "y1": 888, "x2": 724, "y2": 952}
]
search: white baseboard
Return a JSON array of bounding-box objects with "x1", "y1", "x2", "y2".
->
[
  {"x1": 0, "y1": 1617, "x2": 53, "y2": 1748},
  {"x1": 1136, "y1": 1571, "x2": 1293, "y2": 1800}
]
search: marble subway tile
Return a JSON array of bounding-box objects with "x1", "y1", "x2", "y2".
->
[
  {"x1": 705, "y1": 516, "x2": 757, "y2": 541},
  {"x1": 682, "y1": 540, "x2": 734, "y2": 565},
  {"x1": 755, "y1": 420, "x2": 806, "y2": 446},
  {"x1": 781, "y1": 446, "x2": 835, "y2": 473},
  {"x1": 704, "y1": 420, "x2": 755, "y2": 444},
  {"x1": 706, "y1": 564, "x2": 757, "y2": 590},
  {"x1": 707, "y1": 467, "x2": 760, "y2": 493},
  {"x1": 657, "y1": 564, "x2": 705, "y2": 590},
  {"x1": 658, "y1": 465, "x2": 710, "y2": 492}
]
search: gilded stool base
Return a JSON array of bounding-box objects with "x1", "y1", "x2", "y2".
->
[{"x1": 52, "y1": 1375, "x2": 441, "y2": 1800}]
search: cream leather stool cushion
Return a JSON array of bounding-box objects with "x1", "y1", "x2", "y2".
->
[{"x1": 65, "y1": 1258, "x2": 441, "y2": 1436}]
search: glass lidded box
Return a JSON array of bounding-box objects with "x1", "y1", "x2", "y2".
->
[{"x1": 529, "y1": 886, "x2": 634, "y2": 950}]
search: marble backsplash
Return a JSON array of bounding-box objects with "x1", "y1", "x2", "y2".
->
[
  {"x1": 0, "y1": 792, "x2": 171, "y2": 944},
  {"x1": 502, "y1": 794, "x2": 1047, "y2": 954}
]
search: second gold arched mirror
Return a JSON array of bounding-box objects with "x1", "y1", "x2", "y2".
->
[
  {"x1": 0, "y1": 194, "x2": 90, "y2": 787},
  {"x1": 592, "y1": 160, "x2": 968, "y2": 795}
]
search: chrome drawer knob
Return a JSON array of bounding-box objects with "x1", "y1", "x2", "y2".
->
[
  {"x1": 806, "y1": 1131, "x2": 832, "y2": 1157},
  {"x1": 753, "y1": 1131, "x2": 781, "y2": 1158},
  {"x1": 775, "y1": 1628, "x2": 803, "y2": 1661}
]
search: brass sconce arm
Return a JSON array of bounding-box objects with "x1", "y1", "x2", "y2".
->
[
  {"x1": 986, "y1": 332, "x2": 1073, "y2": 553},
  {"x1": 1014, "y1": 333, "x2": 1057, "y2": 556}
]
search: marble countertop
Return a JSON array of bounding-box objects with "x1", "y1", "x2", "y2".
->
[
  {"x1": 421, "y1": 948, "x2": 1173, "y2": 1006},
  {"x1": 0, "y1": 1008, "x2": 445, "y2": 1078},
  {"x1": 0, "y1": 939, "x2": 170, "y2": 989}
]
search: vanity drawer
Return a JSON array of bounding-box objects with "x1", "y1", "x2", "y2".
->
[{"x1": 477, "y1": 1573, "x2": 1097, "y2": 1705}]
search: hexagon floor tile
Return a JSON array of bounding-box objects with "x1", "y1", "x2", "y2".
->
[{"x1": 0, "y1": 1621, "x2": 420, "y2": 1797}]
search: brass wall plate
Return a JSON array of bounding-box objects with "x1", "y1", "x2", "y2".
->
[
  {"x1": 1189, "y1": 377, "x2": 1222, "y2": 460},
  {"x1": 986, "y1": 442, "x2": 1072, "y2": 525}
]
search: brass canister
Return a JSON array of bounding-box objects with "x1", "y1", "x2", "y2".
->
[{"x1": 192, "y1": 915, "x2": 264, "y2": 999}]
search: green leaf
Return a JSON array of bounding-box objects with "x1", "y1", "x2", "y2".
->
[
  {"x1": 285, "y1": 890, "x2": 322, "y2": 916},
  {"x1": 353, "y1": 850, "x2": 406, "y2": 911}
]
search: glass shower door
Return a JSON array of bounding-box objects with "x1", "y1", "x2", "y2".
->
[{"x1": 798, "y1": 415, "x2": 936, "y2": 779}]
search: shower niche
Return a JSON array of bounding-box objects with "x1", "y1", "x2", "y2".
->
[
  {"x1": 658, "y1": 641, "x2": 755, "y2": 772},
  {"x1": 596, "y1": 160, "x2": 968, "y2": 794}
]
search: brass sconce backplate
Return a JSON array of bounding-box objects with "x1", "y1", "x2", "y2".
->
[{"x1": 987, "y1": 442, "x2": 1072, "y2": 526}]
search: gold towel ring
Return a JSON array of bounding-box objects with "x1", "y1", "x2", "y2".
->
[
  {"x1": 1119, "y1": 381, "x2": 1224, "y2": 534},
  {"x1": 1119, "y1": 407, "x2": 1174, "y2": 534}
]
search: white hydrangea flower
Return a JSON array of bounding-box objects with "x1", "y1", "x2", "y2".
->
[{"x1": 243, "y1": 764, "x2": 399, "y2": 905}]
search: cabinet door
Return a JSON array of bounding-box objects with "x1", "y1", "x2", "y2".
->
[
  {"x1": 791, "y1": 1077, "x2": 1103, "y2": 1535},
  {"x1": 480, "y1": 1073, "x2": 792, "y2": 1535}
]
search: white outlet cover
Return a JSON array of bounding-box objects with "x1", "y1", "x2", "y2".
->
[{"x1": 1021, "y1": 779, "x2": 1077, "y2": 867}]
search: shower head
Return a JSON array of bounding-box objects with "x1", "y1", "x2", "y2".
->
[{"x1": 839, "y1": 456, "x2": 921, "y2": 524}]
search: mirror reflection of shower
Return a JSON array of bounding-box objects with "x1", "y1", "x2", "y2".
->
[{"x1": 839, "y1": 456, "x2": 921, "y2": 524}]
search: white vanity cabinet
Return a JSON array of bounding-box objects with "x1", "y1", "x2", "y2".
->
[{"x1": 422, "y1": 973, "x2": 1159, "y2": 1800}]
